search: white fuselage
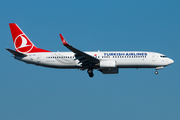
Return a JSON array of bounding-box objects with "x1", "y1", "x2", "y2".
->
[
  {"x1": 15, "y1": 51, "x2": 174, "y2": 69},
  {"x1": 8, "y1": 23, "x2": 174, "y2": 77}
]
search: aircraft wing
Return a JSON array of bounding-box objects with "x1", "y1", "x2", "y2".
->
[{"x1": 59, "y1": 34, "x2": 99, "y2": 66}]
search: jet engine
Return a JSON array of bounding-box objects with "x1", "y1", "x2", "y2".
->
[{"x1": 99, "y1": 60, "x2": 118, "y2": 74}]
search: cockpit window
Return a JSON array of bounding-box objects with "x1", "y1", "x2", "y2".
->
[{"x1": 160, "y1": 55, "x2": 167, "y2": 58}]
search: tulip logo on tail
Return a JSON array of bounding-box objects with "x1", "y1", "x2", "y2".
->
[{"x1": 14, "y1": 34, "x2": 33, "y2": 53}]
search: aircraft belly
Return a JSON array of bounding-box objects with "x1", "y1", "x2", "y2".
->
[{"x1": 116, "y1": 59, "x2": 157, "y2": 68}]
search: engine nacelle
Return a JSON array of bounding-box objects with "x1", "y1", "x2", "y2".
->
[
  {"x1": 100, "y1": 60, "x2": 117, "y2": 68},
  {"x1": 101, "y1": 68, "x2": 119, "y2": 74}
]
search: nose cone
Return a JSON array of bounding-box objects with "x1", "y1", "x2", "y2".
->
[{"x1": 169, "y1": 58, "x2": 174, "y2": 65}]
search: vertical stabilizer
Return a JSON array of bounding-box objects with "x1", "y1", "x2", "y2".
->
[{"x1": 9, "y1": 23, "x2": 50, "y2": 53}]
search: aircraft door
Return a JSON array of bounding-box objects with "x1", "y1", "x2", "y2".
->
[
  {"x1": 37, "y1": 54, "x2": 41, "y2": 62},
  {"x1": 152, "y1": 54, "x2": 156, "y2": 61}
]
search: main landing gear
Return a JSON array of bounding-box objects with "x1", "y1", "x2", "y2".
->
[
  {"x1": 87, "y1": 69, "x2": 94, "y2": 77},
  {"x1": 87, "y1": 66, "x2": 94, "y2": 78}
]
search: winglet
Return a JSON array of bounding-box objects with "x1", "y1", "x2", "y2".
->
[{"x1": 59, "y1": 34, "x2": 68, "y2": 46}]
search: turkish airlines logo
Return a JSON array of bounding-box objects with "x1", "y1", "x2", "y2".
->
[{"x1": 14, "y1": 34, "x2": 33, "y2": 53}]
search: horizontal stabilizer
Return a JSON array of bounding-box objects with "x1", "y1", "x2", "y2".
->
[{"x1": 6, "y1": 48, "x2": 27, "y2": 57}]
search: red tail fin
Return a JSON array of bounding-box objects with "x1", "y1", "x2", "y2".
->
[{"x1": 9, "y1": 23, "x2": 50, "y2": 53}]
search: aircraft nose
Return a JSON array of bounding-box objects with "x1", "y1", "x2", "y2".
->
[{"x1": 169, "y1": 58, "x2": 174, "y2": 65}]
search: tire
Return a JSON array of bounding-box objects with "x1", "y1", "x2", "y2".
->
[{"x1": 89, "y1": 72, "x2": 94, "y2": 77}]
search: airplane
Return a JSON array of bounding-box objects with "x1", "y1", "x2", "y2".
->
[{"x1": 6, "y1": 23, "x2": 174, "y2": 77}]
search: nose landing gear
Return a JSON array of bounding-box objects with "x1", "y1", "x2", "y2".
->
[
  {"x1": 155, "y1": 66, "x2": 164, "y2": 75},
  {"x1": 155, "y1": 71, "x2": 158, "y2": 75}
]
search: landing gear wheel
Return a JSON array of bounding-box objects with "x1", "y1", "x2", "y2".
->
[
  {"x1": 89, "y1": 72, "x2": 94, "y2": 77},
  {"x1": 87, "y1": 69, "x2": 94, "y2": 78},
  {"x1": 155, "y1": 71, "x2": 158, "y2": 75}
]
